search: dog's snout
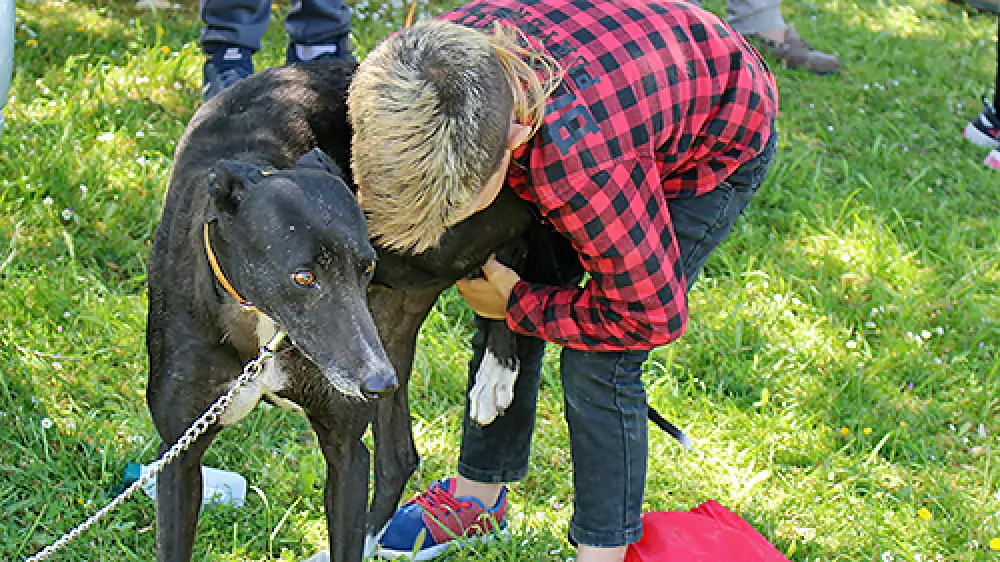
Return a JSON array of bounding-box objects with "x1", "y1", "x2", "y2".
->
[{"x1": 361, "y1": 370, "x2": 398, "y2": 400}]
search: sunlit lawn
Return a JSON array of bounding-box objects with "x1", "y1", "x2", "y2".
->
[{"x1": 1, "y1": 0, "x2": 998, "y2": 560}]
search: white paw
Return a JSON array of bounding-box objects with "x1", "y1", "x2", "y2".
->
[{"x1": 468, "y1": 349, "x2": 518, "y2": 425}]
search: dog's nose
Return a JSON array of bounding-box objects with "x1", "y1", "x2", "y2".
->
[{"x1": 361, "y1": 372, "x2": 398, "y2": 400}]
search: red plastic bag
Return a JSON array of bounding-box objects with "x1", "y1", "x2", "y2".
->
[{"x1": 625, "y1": 500, "x2": 791, "y2": 562}]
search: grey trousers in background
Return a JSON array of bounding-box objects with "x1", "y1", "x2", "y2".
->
[
  {"x1": 200, "y1": 0, "x2": 351, "y2": 53},
  {"x1": 688, "y1": 0, "x2": 787, "y2": 35}
]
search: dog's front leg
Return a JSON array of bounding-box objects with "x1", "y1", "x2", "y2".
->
[
  {"x1": 154, "y1": 428, "x2": 219, "y2": 562},
  {"x1": 309, "y1": 411, "x2": 370, "y2": 562},
  {"x1": 367, "y1": 285, "x2": 443, "y2": 537}
]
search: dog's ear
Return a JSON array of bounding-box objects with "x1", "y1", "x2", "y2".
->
[
  {"x1": 208, "y1": 160, "x2": 257, "y2": 215},
  {"x1": 295, "y1": 148, "x2": 341, "y2": 176}
]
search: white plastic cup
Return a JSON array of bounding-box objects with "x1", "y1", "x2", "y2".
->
[{"x1": 124, "y1": 463, "x2": 248, "y2": 507}]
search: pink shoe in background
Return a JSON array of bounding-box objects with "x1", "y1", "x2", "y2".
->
[{"x1": 985, "y1": 149, "x2": 1000, "y2": 171}]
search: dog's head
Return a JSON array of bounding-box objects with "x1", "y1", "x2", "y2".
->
[{"x1": 205, "y1": 148, "x2": 396, "y2": 400}]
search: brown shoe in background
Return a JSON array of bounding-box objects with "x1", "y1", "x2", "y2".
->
[{"x1": 748, "y1": 26, "x2": 842, "y2": 75}]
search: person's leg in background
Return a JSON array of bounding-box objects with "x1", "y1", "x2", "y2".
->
[
  {"x1": 199, "y1": 0, "x2": 269, "y2": 100},
  {"x1": 962, "y1": 11, "x2": 1000, "y2": 168},
  {"x1": 687, "y1": 0, "x2": 840, "y2": 74},
  {"x1": 981, "y1": 14, "x2": 1000, "y2": 169},
  {"x1": 285, "y1": 0, "x2": 354, "y2": 63},
  {"x1": 199, "y1": 0, "x2": 354, "y2": 101}
]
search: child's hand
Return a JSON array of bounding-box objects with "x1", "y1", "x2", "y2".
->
[{"x1": 455, "y1": 255, "x2": 520, "y2": 320}]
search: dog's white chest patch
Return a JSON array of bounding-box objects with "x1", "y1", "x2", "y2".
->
[{"x1": 218, "y1": 313, "x2": 299, "y2": 426}]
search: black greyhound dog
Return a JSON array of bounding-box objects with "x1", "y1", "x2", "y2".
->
[
  {"x1": 145, "y1": 62, "x2": 401, "y2": 562},
  {"x1": 145, "y1": 60, "x2": 542, "y2": 562},
  {"x1": 147, "y1": 59, "x2": 686, "y2": 562}
]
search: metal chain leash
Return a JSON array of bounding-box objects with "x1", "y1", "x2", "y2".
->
[{"x1": 25, "y1": 330, "x2": 288, "y2": 562}]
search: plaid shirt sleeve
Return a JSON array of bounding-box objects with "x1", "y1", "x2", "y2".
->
[
  {"x1": 444, "y1": 0, "x2": 778, "y2": 351},
  {"x1": 507, "y1": 157, "x2": 689, "y2": 350}
]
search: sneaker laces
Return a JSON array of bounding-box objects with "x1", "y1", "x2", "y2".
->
[{"x1": 411, "y1": 483, "x2": 472, "y2": 517}]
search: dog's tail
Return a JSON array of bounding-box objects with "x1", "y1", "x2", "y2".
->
[{"x1": 648, "y1": 405, "x2": 693, "y2": 448}]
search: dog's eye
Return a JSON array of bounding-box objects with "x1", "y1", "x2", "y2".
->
[
  {"x1": 363, "y1": 260, "x2": 376, "y2": 281},
  {"x1": 291, "y1": 270, "x2": 317, "y2": 287}
]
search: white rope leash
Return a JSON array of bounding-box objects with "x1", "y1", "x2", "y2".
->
[{"x1": 24, "y1": 330, "x2": 287, "y2": 562}]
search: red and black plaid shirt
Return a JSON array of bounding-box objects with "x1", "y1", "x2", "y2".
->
[{"x1": 442, "y1": 0, "x2": 778, "y2": 351}]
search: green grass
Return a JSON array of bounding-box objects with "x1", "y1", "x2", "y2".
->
[{"x1": 2, "y1": 0, "x2": 999, "y2": 559}]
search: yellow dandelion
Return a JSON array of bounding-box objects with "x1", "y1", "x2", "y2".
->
[
  {"x1": 863, "y1": 427, "x2": 873, "y2": 435},
  {"x1": 26, "y1": 38, "x2": 38, "y2": 48},
  {"x1": 839, "y1": 427, "x2": 850, "y2": 435},
  {"x1": 156, "y1": 25, "x2": 165, "y2": 36},
  {"x1": 271, "y1": 3, "x2": 279, "y2": 8},
  {"x1": 160, "y1": 45, "x2": 171, "y2": 55},
  {"x1": 76, "y1": 25, "x2": 84, "y2": 31},
  {"x1": 916, "y1": 507, "x2": 932, "y2": 521},
  {"x1": 899, "y1": 421, "x2": 908, "y2": 428},
  {"x1": 990, "y1": 538, "x2": 1000, "y2": 551}
]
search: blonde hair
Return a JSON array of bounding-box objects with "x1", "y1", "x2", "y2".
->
[{"x1": 348, "y1": 19, "x2": 563, "y2": 254}]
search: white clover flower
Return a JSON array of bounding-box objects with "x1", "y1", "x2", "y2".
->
[{"x1": 41, "y1": 417, "x2": 53, "y2": 429}]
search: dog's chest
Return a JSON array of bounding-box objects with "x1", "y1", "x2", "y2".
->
[{"x1": 218, "y1": 313, "x2": 300, "y2": 426}]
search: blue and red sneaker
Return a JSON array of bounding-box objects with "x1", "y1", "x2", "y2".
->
[{"x1": 375, "y1": 478, "x2": 509, "y2": 560}]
